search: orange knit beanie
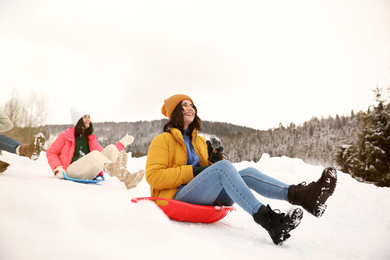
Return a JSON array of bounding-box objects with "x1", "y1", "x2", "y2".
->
[{"x1": 161, "y1": 94, "x2": 194, "y2": 120}]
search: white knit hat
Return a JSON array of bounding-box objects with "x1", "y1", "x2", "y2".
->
[{"x1": 70, "y1": 107, "x2": 89, "y2": 126}]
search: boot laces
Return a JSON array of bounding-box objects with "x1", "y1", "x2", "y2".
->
[
  {"x1": 295, "y1": 181, "x2": 313, "y2": 190},
  {"x1": 266, "y1": 206, "x2": 286, "y2": 225}
]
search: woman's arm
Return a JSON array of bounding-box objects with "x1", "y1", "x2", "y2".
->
[
  {"x1": 46, "y1": 134, "x2": 66, "y2": 171},
  {"x1": 146, "y1": 135, "x2": 193, "y2": 190}
]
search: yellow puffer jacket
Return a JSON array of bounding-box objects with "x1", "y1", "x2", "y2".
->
[{"x1": 145, "y1": 128, "x2": 209, "y2": 206}]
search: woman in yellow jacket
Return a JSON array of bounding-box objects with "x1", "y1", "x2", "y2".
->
[{"x1": 146, "y1": 94, "x2": 337, "y2": 245}]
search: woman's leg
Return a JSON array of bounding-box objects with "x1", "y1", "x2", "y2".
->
[
  {"x1": 175, "y1": 160, "x2": 303, "y2": 245},
  {"x1": 213, "y1": 167, "x2": 289, "y2": 206},
  {"x1": 213, "y1": 165, "x2": 338, "y2": 218},
  {"x1": 0, "y1": 135, "x2": 20, "y2": 154},
  {"x1": 100, "y1": 144, "x2": 120, "y2": 162},
  {"x1": 66, "y1": 151, "x2": 110, "y2": 179},
  {"x1": 174, "y1": 160, "x2": 263, "y2": 215},
  {"x1": 102, "y1": 147, "x2": 145, "y2": 189},
  {"x1": 66, "y1": 145, "x2": 120, "y2": 179}
]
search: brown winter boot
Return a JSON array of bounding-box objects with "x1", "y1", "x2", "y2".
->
[
  {"x1": 18, "y1": 133, "x2": 45, "y2": 160},
  {"x1": 0, "y1": 160, "x2": 10, "y2": 173},
  {"x1": 123, "y1": 169, "x2": 145, "y2": 190},
  {"x1": 104, "y1": 150, "x2": 128, "y2": 181},
  {"x1": 288, "y1": 167, "x2": 337, "y2": 217},
  {"x1": 104, "y1": 151, "x2": 144, "y2": 189}
]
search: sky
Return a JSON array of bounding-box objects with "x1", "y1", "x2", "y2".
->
[{"x1": 0, "y1": 0, "x2": 389, "y2": 130}]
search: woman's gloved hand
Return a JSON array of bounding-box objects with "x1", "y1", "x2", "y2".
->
[
  {"x1": 193, "y1": 166, "x2": 209, "y2": 177},
  {"x1": 119, "y1": 134, "x2": 134, "y2": 147},
  {"x1": 54, "y1": 166, "x2": 65, "y2": 179},
  {"x1": 207, "y1": 135, "x2": 224, "y2": 163}
]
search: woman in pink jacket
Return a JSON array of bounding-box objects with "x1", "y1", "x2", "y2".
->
[{"x1": 46, "y1": 107, "x2": 144, "y2": 189}]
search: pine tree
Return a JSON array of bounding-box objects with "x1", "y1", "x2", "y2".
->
[{"x1": 336, "y1": 86, "x2": 390, "y2": 186}]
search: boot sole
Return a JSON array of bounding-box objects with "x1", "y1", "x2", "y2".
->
[
  {"x1": 31, "y1": 133, "x2": 45, "y2": 161},
  {"x1": 116, "y1": 151, "x2": 128, "y2": 169},
  {"x1": 124, "y1": 170, "x2": 145, "y2": 189},
  {"x1": 104, "y1": 151, "x2": 128, "y2": 179},
  {"x1": 272, "y1": 207, "x2": 303, "y2": 245},
  {"x1": 286, "y1": 207, "x2": 304, "y2": 232},
  {"x1": 313, "y1": 167, "x2": 337, "y2": 217}
]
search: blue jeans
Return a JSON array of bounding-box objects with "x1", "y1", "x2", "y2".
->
[
  {"x1": 0, "y1": 135, "x2": 21, "y2": 154},
  {"x1": 174, "y1": 160, "x2": 289, "y2": 216}
]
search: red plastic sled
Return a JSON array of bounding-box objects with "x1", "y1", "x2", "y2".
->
[{"x1": 131, "y1": 197, "x2": 235, "y2": 223}]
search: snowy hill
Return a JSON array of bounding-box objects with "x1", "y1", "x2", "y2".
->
[{"x1": 0, "y1": 151, "x2": 389, "y2": 260}]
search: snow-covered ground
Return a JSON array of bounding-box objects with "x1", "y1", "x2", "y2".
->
[{"x1": 1, "y1": 151, "x2": 389, "y2": 260}]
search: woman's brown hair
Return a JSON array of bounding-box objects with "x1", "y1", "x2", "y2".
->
[{"x1": 75, "y1": 118, "x2": 94, "y2": 137}]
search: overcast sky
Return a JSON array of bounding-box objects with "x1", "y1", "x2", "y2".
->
[{"x1": 0, "y1": 0, "x2": 389, "y2": 130}]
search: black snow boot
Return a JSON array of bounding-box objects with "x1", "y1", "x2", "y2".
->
[
  {"x1": 288, "y1": 167, "x2": 337, "y2": 217},
  {"x1": 253, "y1": 204, "x2": 303, "y2": 245}
]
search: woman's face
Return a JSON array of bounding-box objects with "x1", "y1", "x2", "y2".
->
[
  {"x1": 181, "y1": 100, "x2": 195, "y2": 129},
  {"x1": 82, "y1": 115, "x2": 91, "y2": 128}
]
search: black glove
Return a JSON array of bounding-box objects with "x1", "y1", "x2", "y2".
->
[
  {"x1": 208, "y1": 135, "x2": 221, "y2": 150},
  {"x1": 207, "y1": 135, "x2": 224, "y2": 163},
  {"x1": 193, "y1": 166, "x2": 208, "y2": 177}
]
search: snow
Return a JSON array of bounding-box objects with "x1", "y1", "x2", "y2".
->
[{"x1": 1, "y1": 151, "x2": 390, "y2": 260}]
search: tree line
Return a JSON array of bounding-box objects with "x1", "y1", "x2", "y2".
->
[
  {"x1": 2, "y1": 86, "x2": 389, "y2": 187},
  {"x1": 41, "y1": 113, "x2": 358, "y2": 167}
]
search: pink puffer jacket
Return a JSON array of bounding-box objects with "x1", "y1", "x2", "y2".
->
[{"x1": 46, "y1": 127, "x2": 124, "y2": 174}]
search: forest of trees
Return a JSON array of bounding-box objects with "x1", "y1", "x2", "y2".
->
[
  {"x1": 42, "y1": 112, "x2": 360, "y2": 167},
  {"x1": 2, "y1": 87, "x2": 389, "y2": 187}
]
